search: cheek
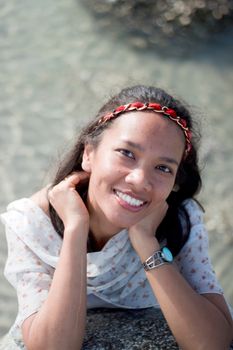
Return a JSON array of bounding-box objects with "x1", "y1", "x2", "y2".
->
[
  {"x1": 99, "y1": 156, "x2": 125, "y2": 178},
  {"x1": 152, "y1": 179, "x2": 175, "y2": 201},
  {"x1": 89, "y1": 162, "x2": 122, "y2": 188}
]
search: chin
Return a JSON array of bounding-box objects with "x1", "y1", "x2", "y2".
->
[{"x1": 107, "y1": 213, "x2": 142, "y2": 232}]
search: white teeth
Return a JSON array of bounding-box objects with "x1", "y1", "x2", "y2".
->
[{"x1": 115, "y1": 190, "x2": 144, "y2": 207}]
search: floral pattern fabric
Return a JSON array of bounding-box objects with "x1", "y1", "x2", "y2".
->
[{"x1": 0, "y1": 197, "x2": 224, "y2": 347}]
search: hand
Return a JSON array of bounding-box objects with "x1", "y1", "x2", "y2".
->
[
  {"x1": 128, "y1": 201, "x2": 168, "y2": 261},
  {"x1": 48, "y1": 172, "x2": 90, "y2": 232}
]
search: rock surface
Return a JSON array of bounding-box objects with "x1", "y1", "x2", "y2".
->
[
  {"x1": 83, "y1": 308, "x2": 178, "y2": 349},
  {"x1": 83, "y1": 0, "x2": 233, "y2": 50}
]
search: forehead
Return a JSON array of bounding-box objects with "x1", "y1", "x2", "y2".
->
[
  {"x1": 104, "y1": 111, "x2": 185, "y2": 144},
  {"x1": 97, "y1": 111, "x2": 186, "y2": 161}
]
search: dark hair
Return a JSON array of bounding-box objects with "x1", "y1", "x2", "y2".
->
[{"x1": 49, "y1": 85, "x2": 202, "y2": 256}]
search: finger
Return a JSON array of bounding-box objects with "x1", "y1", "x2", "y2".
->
[{"x1": 63, "y1": 171, "x2": 90, "y2": 185}]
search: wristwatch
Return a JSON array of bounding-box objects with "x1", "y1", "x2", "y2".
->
[{"x1": 143, "y1": 247, "x2": 173, "y2": 271}]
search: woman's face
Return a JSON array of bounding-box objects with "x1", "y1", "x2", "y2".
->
[{"x1": 82, "y1": 111, "x2": 185, "y2": 237}]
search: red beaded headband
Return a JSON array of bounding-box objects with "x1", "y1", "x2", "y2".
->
[{"x1": 98, "y1": 102, "x2": 192, "y2": 156}]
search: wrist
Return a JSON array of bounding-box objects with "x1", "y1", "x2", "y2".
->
[
  {"x1": 133, "y1": 236, "x2": 160, "y2": 262},
  {"x1": 64, "y1": 223, "x2": 89, "y2": 238},
  {"x1": 143, "y1": 247, "x2": 173, "y2": 271}
]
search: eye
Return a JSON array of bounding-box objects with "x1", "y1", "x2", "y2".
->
[
  {"x1": 156, "y1": 165, "x2": 172, "y2": 174},
  {"x1": 117, "y1": 149, "x2": 135, "y2": 159}
]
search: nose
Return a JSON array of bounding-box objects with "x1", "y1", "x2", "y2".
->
[{"x1": 125, "y1": 168, "x2": 152, "y2": 192}]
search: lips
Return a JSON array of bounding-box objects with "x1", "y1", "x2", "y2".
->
[{"x1": 114, "y1": 189, "x2": 147, "y2": 208}]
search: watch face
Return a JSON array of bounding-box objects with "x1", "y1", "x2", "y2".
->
[{"x1": 162, "y1": 247, "x2": 173, "y2": 262}]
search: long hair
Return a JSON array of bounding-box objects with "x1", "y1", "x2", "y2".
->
[{"x1": 49, "y1": 85, "x2": 202, "y2": 256}]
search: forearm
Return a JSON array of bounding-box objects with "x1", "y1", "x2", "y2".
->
[
  {"x1": 25, "y1": 227, "x2": 87, "y2": 350},
  {"x1": 136, "y1": 239, "x2": 232, "y2": 349},
  {"x1": 147, "y1": 265, "x2": 232, "y2": 349}
]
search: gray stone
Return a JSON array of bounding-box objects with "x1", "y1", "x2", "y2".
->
[
  {"x1": 83, "y1": 0, "x2": 233, "y2": 51},
  {"x1": 83, "y1": 308, "x2": 178, "y2": 349}
]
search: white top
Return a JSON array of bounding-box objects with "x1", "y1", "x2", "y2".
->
[{"x1": 0, "y1": 198, "x2": 223, "y2": 347}]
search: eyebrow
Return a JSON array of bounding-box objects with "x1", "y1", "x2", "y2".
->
[
  {"x1": 122, "y1": 140, "x2": 180, "y2": 166},
  {"x1": 123, "y1": 140, "x2": 144, "y2": 152}
]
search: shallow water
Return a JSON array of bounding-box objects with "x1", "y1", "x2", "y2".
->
[{"x1": 0, "y1": 0, "x2": 233, "y2": 336}]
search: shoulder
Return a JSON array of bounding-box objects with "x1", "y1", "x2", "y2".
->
[
  {"x1": 178, "y1": 198, "x2": 208, "y2": 249},
  {"x1": 1, "y1": 187, "x2": 51, "y2": 229},
  {"x1": 2, "y1": 188, "x2": 61, "y2": 269},
  {"x1": 30, "y1": 186, "x2": 50, "y2": 218},
  {"x1": 181, "y1": 198, "x2": 204, "y2": 226}
]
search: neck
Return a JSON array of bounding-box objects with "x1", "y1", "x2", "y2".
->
[
  {"x1": 88, "y1": 229, "x2": 107, "y2": 252},
  {"x1": 88, "y1": 213, "x2": 119, "y2": 251},
  {"x1": 87, "y1": 195, "x2": 122, "y2": 252}
]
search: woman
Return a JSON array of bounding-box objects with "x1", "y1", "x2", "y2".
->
[{"x1": 1, "y1": 85, "x2": 233, "y2": 349}]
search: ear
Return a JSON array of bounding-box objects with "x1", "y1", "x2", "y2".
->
[
  {"x1": 172, "y1": 184, "x2": 180, "y2": 192},
  {"x1": 81, "y1": 143, "x2": 94, "y2": 172}
]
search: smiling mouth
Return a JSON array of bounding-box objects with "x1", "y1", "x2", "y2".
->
[{"x1": 114, "y1": 190, "x2": 147, "y2": 208}]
